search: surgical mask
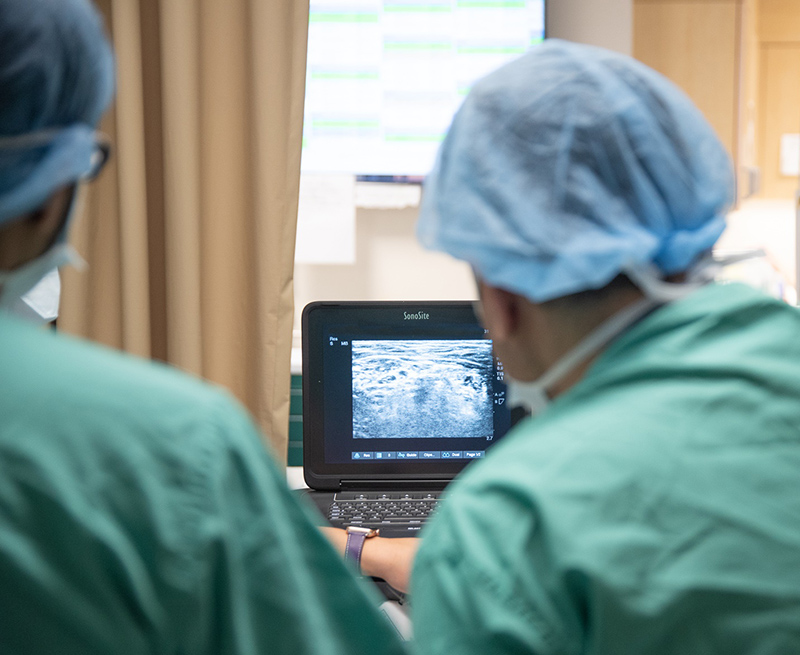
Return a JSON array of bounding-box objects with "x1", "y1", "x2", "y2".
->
[
  {"x1": 0, "y1": 243, "x2": 84, "y2": 322},
  {"x1": 10, "y1": 269, "x2": 62, "y2": 324},
  {"x1": 505, "y1": 253, "x2": 761, "y2": 415}
]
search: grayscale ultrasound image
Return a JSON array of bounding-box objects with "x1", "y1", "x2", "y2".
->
[{"x1": 351, "y1": 340, "x2": 494, "y2": 439}]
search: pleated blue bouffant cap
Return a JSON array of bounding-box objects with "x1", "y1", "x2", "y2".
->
[
  {"x1": 417, "y1": 39, "x2": 734, "y2": 302},
  {"x1": 0, "y1": 0, "x2": 114, "y2": 226}
]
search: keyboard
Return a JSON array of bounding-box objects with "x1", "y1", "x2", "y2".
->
[{"x1": 327, "y1": 490, "x2": 442, "y2": 532}]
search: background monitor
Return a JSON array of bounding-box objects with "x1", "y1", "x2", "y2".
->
[{"x1": 301, "y1": 0, "x2": 546, "y2": 178}]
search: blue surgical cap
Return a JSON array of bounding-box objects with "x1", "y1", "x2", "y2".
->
[
  {"x1": 417, "y1": 40, "x2": 734, "y2": 303},
  {"x1": 0, "y1": 0, "x2": 114, "y2": 226}
]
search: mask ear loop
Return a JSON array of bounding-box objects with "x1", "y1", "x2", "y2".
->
[
  {"x1": 534, "y1": 296, "x2": 660, "y2": 393},
  {"x1": 0, "y1": 128, "x2": 111, "y2": 180},
  {"x1": 512, "y1": 250, "x2": 768, "y2": 413},
  {"x1": 505, "y1": 296, "x2": 659, "y2": 415},
  {"x1": 0, "y1": 128, "x2": 66, "y2": 150}
]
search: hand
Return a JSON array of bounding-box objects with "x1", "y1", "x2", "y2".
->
[{"x1": 320, "y1": 527, "x2": 419, "y2": 594}]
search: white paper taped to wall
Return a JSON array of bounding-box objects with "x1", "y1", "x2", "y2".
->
[
  {"x1": 295, "y1": 174, "x2": 356, "y2": 264},
  {"x1": 779, "y1": 134, "x2": 800, "y2": 177}
]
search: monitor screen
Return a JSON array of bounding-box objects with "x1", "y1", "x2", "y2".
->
[
  {"x1": 322, "y1": 331, "x2": 510, "y2": 465},
  {"x1": 301, "y1": 0, "x2": 546, "y2": 177}
]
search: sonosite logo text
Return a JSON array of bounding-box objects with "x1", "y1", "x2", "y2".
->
[{"x1": 403, "y1": 311, "x2": 430, "y2": 320}]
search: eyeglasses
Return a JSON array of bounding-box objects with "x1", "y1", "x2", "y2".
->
[{"x1": 85, "y1": 134, "x2": 112, "y2": 180}]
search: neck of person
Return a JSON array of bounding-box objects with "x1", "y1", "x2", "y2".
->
[{"x1": 524, "y1": 284, "x2": 649, "y2": 400}]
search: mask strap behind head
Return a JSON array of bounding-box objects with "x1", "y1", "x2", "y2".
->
[{"x1": 623, "y1": 250, "x2": 765, "y2": 304}]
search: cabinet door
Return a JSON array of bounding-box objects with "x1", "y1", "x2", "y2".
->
[
  {"x1": 634, "y1": 1, "x2": 741, "y2": 159},
  {"x1": 758, "y1": 44, "x2": 800, "y2": 198}
]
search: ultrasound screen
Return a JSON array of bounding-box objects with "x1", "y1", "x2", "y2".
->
[
  {"x1": 351, "y1": 340, "x2": 494, "y2": 440},
  {"x1": 315, "y1": 310, "x2": 512, "y2": 465}
]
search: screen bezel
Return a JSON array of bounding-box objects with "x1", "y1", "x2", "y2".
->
[{"x1": 302, "y1": 300, "x2": 510, "y2": 490}]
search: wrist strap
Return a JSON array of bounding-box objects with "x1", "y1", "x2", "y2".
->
[
  {"x1": 345, "y1": 531, "x2": 368, "y2": 573},
  {"x1": 345, "y1": 527, "x2": 378, "y2": 573}
]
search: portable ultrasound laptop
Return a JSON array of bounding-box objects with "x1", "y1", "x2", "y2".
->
[{"x1": 301, "y1": 300, "x2": 519, "y2": 538}]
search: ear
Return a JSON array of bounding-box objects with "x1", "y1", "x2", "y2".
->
[
  {"x1": 476, "y1": 280, "x2": 522, "y2": 342},
  {"x1": 28, "y1": 185, "x2": 76, "y2": 252},
  {"x1": 0, "y1": 186, "x2": 75, "y2": 270}
]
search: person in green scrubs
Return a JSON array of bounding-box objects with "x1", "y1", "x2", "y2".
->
[
  {"x1": 0, "y1": 2, "x2": 406, "y2": 653},
  {"x1": 341, "y1": 41, "x2": 800, "y2": 653}
]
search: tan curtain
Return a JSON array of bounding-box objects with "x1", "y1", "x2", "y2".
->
[{"x1": 60, "y1": 0, "x2": 309, "y2": 464}]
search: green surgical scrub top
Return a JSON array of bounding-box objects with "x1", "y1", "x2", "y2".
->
[
  {"x1": 411, "y1": 283, "x2": 800, "y2": 655},
  {"x1": 0, "y1": 314, "x2": 406, "y2": 655}
]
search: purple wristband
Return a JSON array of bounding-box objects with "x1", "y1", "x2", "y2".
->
[{"x1": 344, "y1": 526, "x2": 378, "y2": 572}]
